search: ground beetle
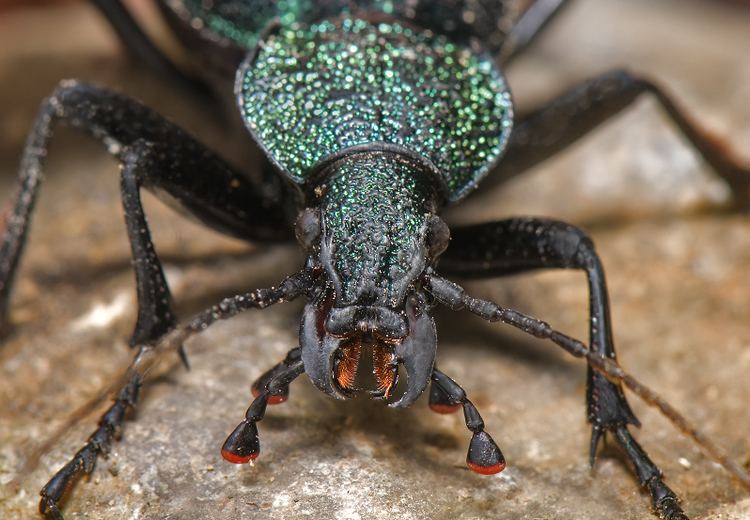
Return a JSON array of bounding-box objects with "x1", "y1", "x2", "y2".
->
[{"x1": 1, "y1": 1, "x2": 749, "y2": 519}]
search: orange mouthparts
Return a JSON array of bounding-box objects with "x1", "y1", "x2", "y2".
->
[{"x1": 334, "y1": 337, "x2": 398, "y2": 398}]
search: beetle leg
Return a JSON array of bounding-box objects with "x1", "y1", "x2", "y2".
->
[
  {"x1": 483, "y1": 69, "x2": 750, "y2": 208},
  {"x1": 39, "y1": 371, "x2": 142, "y2": 520},
  {"x1": 0, "y1": 81, "x2": 291, "y2": 332},
  {"x1": 89, "y1": 0, "x2": 215, "y2": 101},
  {"x1": 38, "y1": 273, "x2": 311, "y2": 519},
  {"x1": 426, "y1": 274, "x2": 689, "y2": 520},
  {"x1": 431, "y1": 369, "x2": 506, "y2": 475},
  {"x1": 222, "y1": 350, "x2": 305, "y2": 464},
  {"x1": 614, "y1": 427, "x2": 687, "y2": 520},
  {"x1": 500, "y1": 0, "x2": 573, "y2": 64},
  {"x1": 118, "y1": 143, "x2": 180, "y2": 349},
  {"x1": 439, "y1": 217, "x2": 639, "y2": 464}
]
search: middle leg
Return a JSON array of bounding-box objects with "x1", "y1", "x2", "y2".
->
[
  {"x1": 0, "y1": 81, "x2": 291, "y2": 333},
  {"x1": 89, "y1": 0, "x2": 215, "y2": 100}
]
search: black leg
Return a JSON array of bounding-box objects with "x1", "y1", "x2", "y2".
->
[
  {"x1": 431, "y1": 369, "x2": 505, "y2": 475},
  {"x1": 425, "y1": 274, "x2": 688, "y2": 520},
  {"x1": 485, "y1": 70, "x2": 750, "y2": 208},
  {"x1": 615, "y1": 428, "x2": 686, "y2": 520},
  {"x1": 222, "y1": 350, "x2": 305, "y2": 464},
  {"x1": 89, "y1": 0, "x2": 215, "y2": 101},
  {"x1": 39, "y1": 271, "x2": 312, "y2": 519},
  {"x1": 500, "y1": 0, "x2": 572, "y2": 63},
  {"x1": 119, "y1": 146, "x2": 178, "y2": 346},
  {"x1": 0, "y1": 81, "x2": 291, "y2": 331},
  {"x1": 439, "y1": 217, "x2": 639, "y2": 465},
  {"x1": 39, "y1": 372, "x2": 142, "y2": 520}
]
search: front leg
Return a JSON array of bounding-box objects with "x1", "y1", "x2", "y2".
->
[
  {"x1": 425, "y1": 271, "x2": 688, "y2": 520},
  {"x1": 440, "y1": 217, "x2": 638, "y2": 464},
  {"x1": 39, "y1": 272, "x2": 312, "y2": 519}
]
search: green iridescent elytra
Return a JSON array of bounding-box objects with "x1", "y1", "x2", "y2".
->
[
  {"x1": 174, "y1": 0, "x2": 517, "y2": 56},
  {"x1": 237, "y1": 17, "x2": 513, "y2": 202},
  {"x1": 179, "y1": 0, "x2": 314, "y2": 50}
]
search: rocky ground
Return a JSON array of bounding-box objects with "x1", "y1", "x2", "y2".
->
[{"x1": 1, "y1": 1, "x2": 749, "y2": 518}]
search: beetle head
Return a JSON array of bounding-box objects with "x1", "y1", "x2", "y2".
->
[{"x1": 295, "y1": 153, "x2": 449, "y2": 407}]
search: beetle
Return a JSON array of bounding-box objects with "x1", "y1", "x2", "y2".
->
[{"x1": 1, "y1": 1, "x2": 749, "y2": 518}]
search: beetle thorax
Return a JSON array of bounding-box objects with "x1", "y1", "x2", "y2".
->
[
  {"x1": 298, "y1": 151, "x2": 444, "y2": 404},
  {"x1": 320, "y1": 151, "x2": 438, "y2": 309}
]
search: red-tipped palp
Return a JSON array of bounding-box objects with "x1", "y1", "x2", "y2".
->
[
  {"x1": 429, "y1": 402, "x2": 462, "y2": 414},
  {"x1": 221, "y1": 448, "x2": 259, "y2": 464},
  {"x1": 251, "y1": 386, "x2": 288, "y2": 405}
]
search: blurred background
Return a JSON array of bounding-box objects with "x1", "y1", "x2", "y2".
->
[{"x1": 0, "y1": 1, "x2": 749, "y2": 518}]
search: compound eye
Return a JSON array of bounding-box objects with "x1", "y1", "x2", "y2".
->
[
  {"x1": 295, "y1": 207, "x2": 321, "y2": 252},
  {"x1": 426, "y1": 215, "x2": 450, "y2": 259}
]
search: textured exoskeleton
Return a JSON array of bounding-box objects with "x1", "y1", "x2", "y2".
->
[{"x1": 1, "y1": 1, "x2": 748, "y2": 519}]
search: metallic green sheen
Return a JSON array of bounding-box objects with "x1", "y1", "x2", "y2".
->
[
  {"x1": 322, "y1": 153, "x2": 436, "y2": 307},
  {"x1": 180, "y1": 0, "x2": 313, "y2": 49},
  {"x1": 173, "y1": 1, "x2": 516, "y2": 55},
  {"x1": 238, "y1": 17, "x2": 513, "y2": 202}
]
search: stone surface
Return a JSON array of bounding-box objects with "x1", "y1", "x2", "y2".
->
[{"x1": 1, "y1": 1, "x2": 750, "y2": 519}]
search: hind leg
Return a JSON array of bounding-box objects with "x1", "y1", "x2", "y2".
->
[
  {"x1": 89, "y1": 0, "x2": 214, "y2": 100},
  {"x1": 484, "y1": 70, "x2": 749, "y2": 208},
  {"x1": 500, "y1": 0, "x2": 573, "y2": 63}
]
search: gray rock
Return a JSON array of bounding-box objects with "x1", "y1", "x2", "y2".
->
[{"x1": 1, "y1": 1, "x2": 749, "y2": 519}]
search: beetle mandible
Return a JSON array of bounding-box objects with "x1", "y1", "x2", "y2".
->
[{"x1": 1, "y1": 1, "x2": 749, "y2": 519}]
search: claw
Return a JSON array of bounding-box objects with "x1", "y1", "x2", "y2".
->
[
  {"x1": 177, "y1": 345, "x2": 190, "y2": 370},
  {"x1": 39, "y1": 459, "x2": 77, "y2": 519},
  {"x1": 39, "y1": 496, "x2": 63, "y2": 520},
  {"x1": 587, "y1": 372, "x2": 640, "y2": 466},
  {"x1": 589, "y1": 424, "x2": 604, "y2": 467}
]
